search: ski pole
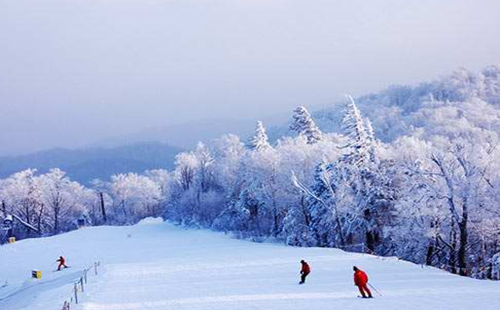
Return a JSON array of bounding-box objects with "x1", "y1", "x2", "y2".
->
[{"x1": 368, "y1": 283, "x2": 383, "y2": 297}]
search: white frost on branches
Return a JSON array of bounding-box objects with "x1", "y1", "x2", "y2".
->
[{"x1": 248, "y1": 121, "x2": 271, "y2": 151}]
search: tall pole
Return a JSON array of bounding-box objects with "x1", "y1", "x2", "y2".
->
[
  {"x1": 1, "y1": 200, "x2": 6, "y2": 216},
  {"x1": 99, "y1": 192, "x2": 107, "y2": 224}
]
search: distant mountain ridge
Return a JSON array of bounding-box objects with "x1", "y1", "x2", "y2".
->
[
  {"x1": 0, "y1": 142, "x2": 181, "y2": 184},
  {"x1": 2, "y1": 65, "x2": 498, "y2": 185},
  {"x1": 90, "y1": 119, "x2": 259, "y2": 150}
]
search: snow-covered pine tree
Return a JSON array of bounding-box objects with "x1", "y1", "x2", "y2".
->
[
  {"x1": 364, "y1": 118, "x2": 379, "y2": 164},
  {"x1": 336, "y1": 96, "x2": 397, "y2": 253},
  {"x1": 341, "y1": 95, "x2": 370, "y2": 167},
  {"x1": 248, "y1": 121, "x2": 271, "y2": 151},
  {"x1": 289, "y1": 106, "x2": 323, "y2": 144}
]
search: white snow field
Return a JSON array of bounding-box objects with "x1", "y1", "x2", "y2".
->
[{"x1": 1, "y1": 218, "x2": 499, "y2": 310}]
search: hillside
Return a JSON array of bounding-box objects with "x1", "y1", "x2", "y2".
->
[
  {"x1": 269, "y1": 65, "x2": 500, "y2": 144},
  {"x1": 0, "y1": 220, "x2": 498, "y2": 310},
  {"x1": 0, "y1": 142, "x2": 181, "y2": 184}
]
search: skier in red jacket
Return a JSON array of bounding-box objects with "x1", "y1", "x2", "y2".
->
[
  {"x1": 56, "y1": 256, "x2": 68, "y2": 271},
  {"x1": 299, "y1": 260, "x2": 311, "y2": 284},
  {"x1": 353, "y1": 266, "x2": 372, "y2": 298}
]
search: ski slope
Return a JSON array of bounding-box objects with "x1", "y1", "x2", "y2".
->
[{"x1": 0, "y1": 218, "x2": 499, "y2": 310}]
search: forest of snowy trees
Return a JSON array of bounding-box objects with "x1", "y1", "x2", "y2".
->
[{"x1": 1, "y1": 66, "x2": 499, "y2": 280}]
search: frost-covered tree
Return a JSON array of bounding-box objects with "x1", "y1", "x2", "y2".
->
[
  {"x1": 109, "y1": 173, "x2": 163, "y2": 223},
  {"x1": 167, "y1": 143, "x2": 224, "y2": 226},
  {"x1": 212, "y1": 198, "x2": 250, "y2": 234},
  {"x1": 386, "y1": 135, "x2": 500, "y2": 276},
  {"x1": 173, "y1": 152, "x2": 198, "y2": 192},
  {"x1": 0, "y1": 169, "x2": 43, "y2": 236},
  {"x1": 423, "y1": 143, "x2": 492, "y2": 275},
  {"x1": 193, "y1": 142, "x2": 215, "y2": 194},
  {"x1": 492, "y1": 253, "x2": 500, "y2": 280},
  {"x1": 291, "y1": 98, "x2": 397, "y2": 253},
  {"x1": 364, "y1": 118, "x2": 379, "y2": 163},
  {"x1": 281, "y1": 197, "x2": 316, "y2": 247},
  {"x1": 239, "y1": 146, "x2": 283, "y2": 236},
  {"x1": 212, "y1": 134, "x2": 245, "y2": 198},
  {"x1": 0, "y1": 65, "x2": 498, "y2": 280},
  {"x1": 38, "y1": 169, "x2": 87, "y2": 234},
  {"x1": 248, "y1": 121, "x2": 271, "y2": 151},
  {"x1": 340, "y1": 95, "x2": 370, "y2": 167},
  {"x1": 78, "y1": 187, "x2": 106, "y2": 226},
  {"x1": 290, "y1": 106, "x2": 322, "y2": 144},
  {"x1": 338, "y1": 96, "x2": 398, "y2": 252},
  {"x1": 145, "y1": 169, "x2": 172, "y2": 199},
  {"x1": 293, "y1": 162, "x2": 345, "y2": 247}
]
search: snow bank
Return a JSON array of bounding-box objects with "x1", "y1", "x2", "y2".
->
[{"x1": 136, "y1": 217, "x2": 164, "y2": 225}]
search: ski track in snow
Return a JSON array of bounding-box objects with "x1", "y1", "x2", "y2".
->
[
  {"x1": 0, "y1": 221, "x2": 499, "y2": 310},
  {"x1": 80, "y1": 262, "x2": 500, "y2": 310}
]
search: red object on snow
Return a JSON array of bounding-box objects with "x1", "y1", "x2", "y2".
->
[
  {"x1": 354, "y1": 267, "x2": 372, "y2": 298},
  {"x1": 354, "y1": 269, "x2": 368, "y2": 286},
  {"x1": 57, "y1": 256, "x2": 68, "y2": 270},
  {"x1": 301, "y1": 261, "x2": 311, "y2": 274}
]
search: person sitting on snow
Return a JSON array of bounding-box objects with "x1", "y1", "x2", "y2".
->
[{"x1": 56, "y1": 256, "x2": 68, "y2": 271}]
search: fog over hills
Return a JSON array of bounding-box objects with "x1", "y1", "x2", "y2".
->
[
  {"x1": 1, "y1": 65, "x2": 498, "y2": 185},
  {"x1": 90, "y1": 118, "x2": 260, "y2": 150},
  {"x1": 0, "y1": 117, "x2": 282, "y2": 184},
  {"x1": 0, "y1": 142, "x2": 181, "y2": 185},
  {"x1": 3, "y1": 1, "x2": 498, "y2": 157}
]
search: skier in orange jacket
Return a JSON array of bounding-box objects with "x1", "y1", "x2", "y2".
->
[
  {"x1": 353, "y1": 266, "x2": 373, "y2": 298},
  {"x1": 56, "y1": 256, "x2": 68, "y2": 271}
]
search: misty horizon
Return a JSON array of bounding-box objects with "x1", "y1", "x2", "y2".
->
[{"x1": 1, "y1": 0, "x2": 499, "y2": 156}]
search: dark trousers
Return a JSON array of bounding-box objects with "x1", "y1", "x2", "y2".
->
[{"x1": 300, "y1": 272, "x2": 309, "y2": 283}]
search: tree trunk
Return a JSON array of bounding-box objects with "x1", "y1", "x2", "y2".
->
[
  {"x1": 1, "y1": 201, "x2": 6, "y2": 216},
  {"x1": 36, "y1": 204, "x2": 44, "y2": 236},
  {"x1": 449, "y1": 222, "x2": 458, "y2": 274},
  {"x1": 99, "y1": 192, "x2": 107, "y2": 224},
  {"x1": 426, "y1": 242, "x2": 435, "y2": 266},
  {"x1": 458, "y1": 217, "x2": 468, "y2": 276},
  {"x1": 54, "y1": 207, "x2": 60, "y2": 235},
  {"x1": 366, "y1": 231, "x2": 375, "y2": 252},
  {"x1": 300, "y1": 196, "x2": 311, "y2": 227}
]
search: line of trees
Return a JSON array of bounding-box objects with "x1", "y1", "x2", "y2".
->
[
  {"x1": 0, "y1": 169, "x2": 168, "y2": 238},
  {"x1": 1, "y1": 67, "x2": 499, "y2": 280},
  {"x1": 163, "y1": 99, "x2": 500, "y2": 279}
]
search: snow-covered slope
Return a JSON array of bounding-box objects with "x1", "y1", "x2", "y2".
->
[{"x1": 0, "y1": 219, "x2": 498, "y2": 310}]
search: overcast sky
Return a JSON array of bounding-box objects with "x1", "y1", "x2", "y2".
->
[{"x1": 1, "y1": 0, "x2": 499, "y2": 155}]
